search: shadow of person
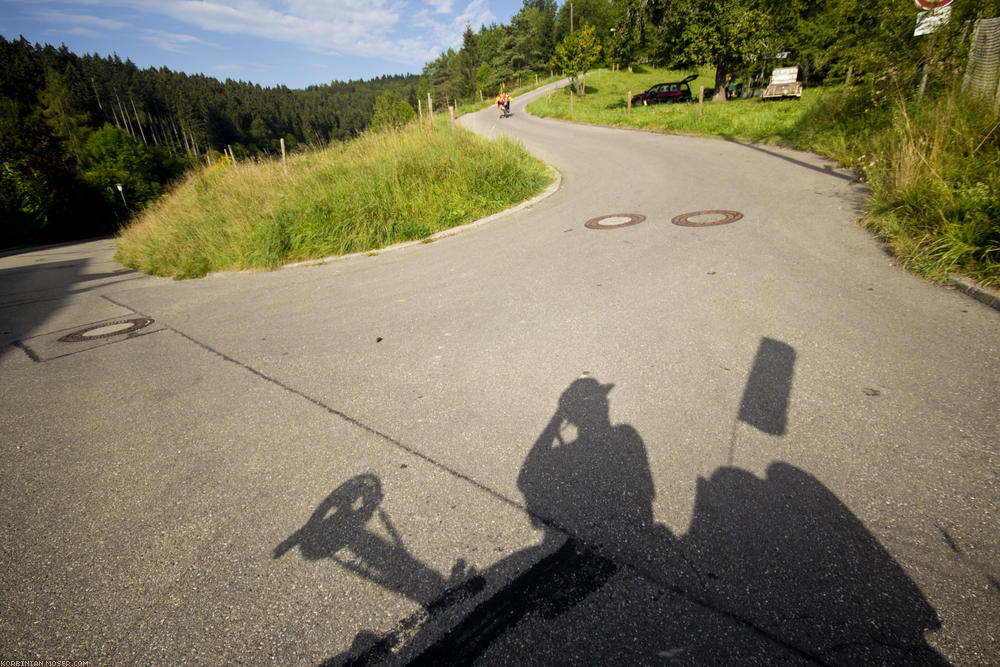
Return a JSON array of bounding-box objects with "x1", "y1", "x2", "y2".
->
[
  {"x1": 517, "y1": 377, "x2": 655, "y2": 547},
  {"x1": 408, "y1": 378, "x2": 652, "y2": 664}
]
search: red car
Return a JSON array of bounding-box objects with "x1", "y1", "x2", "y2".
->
[{"x1": 631, "y1": 74, "x2": 698, "y2": 105}]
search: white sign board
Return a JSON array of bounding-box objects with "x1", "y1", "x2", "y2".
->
[
  {"x1": 770, "y1": 67, "x2": 799, "y2": 85},
  {"x1": 915, "y1": 6, "x2": 951, "y2": 35}
]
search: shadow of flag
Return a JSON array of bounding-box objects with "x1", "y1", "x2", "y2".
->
[{"x1": 737, "y1": 338, "x2": 796, "y2": 436}]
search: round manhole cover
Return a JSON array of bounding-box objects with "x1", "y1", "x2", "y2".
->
[
  {"x1": 59, "y1": 317, "x2": 154, "y2": 342},
  {"x1": 672, "y1": 210, "x2": 743, "y2": 227},
  {"x1": 585, "y1": 213, "x2": 646, "y2": 230}
]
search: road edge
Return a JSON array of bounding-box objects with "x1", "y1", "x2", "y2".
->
[{"x1": 948, "y1": 275, "x2": 1000, "y2": 311}]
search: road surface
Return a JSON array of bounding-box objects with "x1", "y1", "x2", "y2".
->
[{"x1": 2, "y1": 81, "x2": 997, "y2": 664}]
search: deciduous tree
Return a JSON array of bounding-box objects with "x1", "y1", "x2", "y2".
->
[
  {"x1": 552, "y1": 20, "x2": 603, "y2": 96},
  {"x1": 370, "y1": 91, "x2": 416, "y2": 131}
]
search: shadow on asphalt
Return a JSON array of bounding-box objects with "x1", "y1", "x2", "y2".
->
[
  {"x1": 0, "y1": 252, "x2": 140, "y2": 357},
  {"x1": 0, "y1": 258, "x2": 87, "y2": 355},
  {"x1": 276, "y1": 341, "x2": 946, "y2": 666},
  {"x1": 720, "y1": 134, "x2": 859, "y2": 183}
]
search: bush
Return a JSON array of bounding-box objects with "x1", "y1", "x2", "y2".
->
[{"x1": 370, "y1": 91, "x2": 417, "y2": 132}]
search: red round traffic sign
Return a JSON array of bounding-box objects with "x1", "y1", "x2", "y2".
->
[{"x1": 914, "y1": 0, "x2": 953, "y2": 9}]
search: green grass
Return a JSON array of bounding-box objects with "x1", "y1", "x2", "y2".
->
[
  {"x1": 526, "y1": 66, "x2": 813, "y2": 141},
  {"x1": 527, "y1": 67, "x2": 999, "y2": 288},
  {"x1": 115, "y1": 119, "x2": 553, "y2": 279},
  {"x1": 847, "y1": 92, "x2": 999, "y2": 287}
]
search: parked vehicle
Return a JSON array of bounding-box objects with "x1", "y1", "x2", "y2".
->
[
  {"x1": 631, "y1": 74, "x2": 698, "y2": 105},
  {"x1": 763, "y1": 66, "x2": 803, "y2": 100}
]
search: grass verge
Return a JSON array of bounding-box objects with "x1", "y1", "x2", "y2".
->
[
  {"x1": 527, "y1": 67, "x2": 999, "y2": 288},
  {"x1": 115, "y1": 120, "x2": 553, "y2": 279},
  {"x1": 793, "y1": 88, "x2": 999, "y2": 288}
]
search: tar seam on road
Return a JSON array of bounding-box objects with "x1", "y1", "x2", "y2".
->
[
  {"x1": 100, "y1": 295, "x2": 529, "y2": 519},
  {"x1": 11, "y1": 339, "x2": 41, "y2": 362},
  {"x1": 99, "y1": 294, "x2": 830, "y2": 664}
]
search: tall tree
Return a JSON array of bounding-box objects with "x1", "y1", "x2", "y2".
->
[
  {"x1": 455, "y1": 24, "x2": 479, "y2": 100},
  {"x1": 555, "y1": 0, "x2": 613, "y2": 47},
  {"x1": 511, "y1": 0, "x2": 559, "y2": 70},
  {"x1": 40, "y1": 67, "x2": 90, "y2": 164},
  {"x1": 653, "y1": 0, "x2": 772, "y2": 101}
]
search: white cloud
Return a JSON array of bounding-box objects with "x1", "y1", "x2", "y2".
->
[
  {"x1": 140, "y1": 29, "x2": 216, "y2": 53},
  {"x1": 144, "y1": 0, "x2": 409, "y2": 60},
  {"x1": 21, "y1": 0, "x2": 500, "y2": 71},
  {"x1": 30, "y1": 9, "x2": 129, "y2": 31},
  {"x1": 64, "y1": 26, "x2": 102, "y2": 38},
  {"x1": 454, "y1": 0, "x2": 494, "y2": 33},
  {"x1": 425, "y1": 0, "x2": 454, "y2": 15}
]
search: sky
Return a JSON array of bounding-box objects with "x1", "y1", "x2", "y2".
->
[{"x1": 0, "y1": 0, "x2": 526, "y2": 89}]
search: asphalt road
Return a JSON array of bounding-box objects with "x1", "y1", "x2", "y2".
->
[{"x1": 2, "y1": 81, "x2": 997, "y2": 665}]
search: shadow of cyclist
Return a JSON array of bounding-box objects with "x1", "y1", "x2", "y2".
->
[{"x1": 315, "y1": 375, "x2": 946, "y2": 665}]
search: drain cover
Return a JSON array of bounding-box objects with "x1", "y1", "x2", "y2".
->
[
  {"x1": 672, "y1": 210, "x2": 743, "y2": 227},
  {"x1": 585, "y1": 214, "x2": 646, "y2": 230},
  {"x1": 59, "y1": 317, "x2": 154, "y2": 342}
]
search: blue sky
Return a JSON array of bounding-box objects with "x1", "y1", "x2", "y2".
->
[{"x1": 0, "y1": 0, "x2": 526, "y2": 89}]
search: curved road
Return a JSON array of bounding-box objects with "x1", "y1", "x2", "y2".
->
[{"x1": 1, "y1": 82, "x2": 997, "y2": 664}]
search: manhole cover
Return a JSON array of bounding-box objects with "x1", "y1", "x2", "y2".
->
[
  {"x1": 672, "y1": 210, "x2": 743, "y2": 227},
  {"x1": 585, "y1": 213, "x2": 646, "y2": 230},
  {"x1": 59, "y1": 317, "x2": 154, "y2": 342}
]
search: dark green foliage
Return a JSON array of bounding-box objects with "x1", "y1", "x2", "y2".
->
[
  {"x1": 83, "y1": 125, "x2": 162, "y2": 212},
  {"x1": 0, "y1": 34, "x2": 420, "y2": 248},
  {"x1": 422, "y1": 0, "x2": 577, "y2": 106},
  {"x1": 555, "y1": 0, "x2": 612, "y2": 46},
  {"x1": 612, "y1": 0, "x2": 942, "y2": 90},
  {"x1": 370, "y1": 91, "x2": 417, "y2": 131}
]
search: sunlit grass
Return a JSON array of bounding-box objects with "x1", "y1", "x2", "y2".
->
[
  {"x1": 116, "y1": 119, "x2": 553, "y2": 279},
  {"x1": 526, "y1": 66, "x2": 826, "y2": 143}
]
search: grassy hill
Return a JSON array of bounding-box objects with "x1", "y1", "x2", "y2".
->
[{"x1": 115, "y1": 120, "x2": 552, "y2": 279}]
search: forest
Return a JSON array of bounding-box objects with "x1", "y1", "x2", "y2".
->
[
  {"x1": 0, "y1": 35, "x2": 419, "y2": 248},
  {"x1": 3, "y1": 0, "x2": 998, "y2": 250}
]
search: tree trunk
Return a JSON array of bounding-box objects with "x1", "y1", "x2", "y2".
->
[{"x1": 713, "y1": 62, "x2": 728, "y2": 102}]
